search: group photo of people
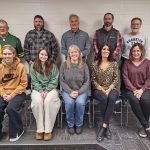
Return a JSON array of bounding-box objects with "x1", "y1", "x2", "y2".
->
[{"x1": 0, "y1": 1, "x2": 150, "y2": 149}]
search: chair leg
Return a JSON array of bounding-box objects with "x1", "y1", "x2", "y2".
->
[
  {"x1": 88, "y1": 100, "x2": 92, "y2": 128},
  {"x1": 24, "y1": 101, "x2": 28, "y2": 128},
  {"x1": 57, "y1": 110, "x2": 60, "y2": 127},
  {"x1": 120, "y1": 100, "x2": 123, "y2": 127},
  {"x1": 126, "y1": 101, "x2": 129, "y2": 127},
  {"x1": 60, "y1": 101, "x2": 63, "y2": 129},
  {"x1": 92, "y1": 99, "x2": 95, "y2": 127}
]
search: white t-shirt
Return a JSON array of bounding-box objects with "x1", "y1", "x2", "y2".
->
[{"x1": 122, "y1": 32, "x2": 148, "y2": 59}]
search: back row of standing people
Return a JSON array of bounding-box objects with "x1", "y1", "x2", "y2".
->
[{"x1": 0, "y1": 13, "x2": 147, "y2": 64}]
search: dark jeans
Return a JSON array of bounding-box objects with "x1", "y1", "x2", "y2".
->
[
  {"x1": 93, "y1": 89, "x2": 119, "y2": 125},
  {"x1": 127, "y1": 90, "x2": 150, "y2": 129},
  {"x1": 0, "y1": 93, "x2": 25, "y2": 138}
]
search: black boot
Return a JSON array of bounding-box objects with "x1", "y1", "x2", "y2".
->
[
  {"x1": 97, "y1": 127, "x2": 106, "y2": 142},
  {"x1": 105, "y1": 127, "x2": 112, "y2": 139}
]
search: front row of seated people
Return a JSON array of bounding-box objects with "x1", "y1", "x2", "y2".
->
[{"x1": 0, "y1": 43, "x2": 150, "y2": 142}]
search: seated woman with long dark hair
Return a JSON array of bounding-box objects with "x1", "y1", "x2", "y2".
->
[
  {"x1": 91, "y1": 43, "x2": 119, "y2": 142},
  {"x1": 0, "y1": 45, "x2": 27, "y2": 142},
  {"x1": 30, "y1": 48, "x2": 60, "y2": 141},
  {"x1": 123, "y1": 43, "x2": 150, "y2": 140}
]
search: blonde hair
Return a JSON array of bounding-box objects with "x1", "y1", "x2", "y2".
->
[
  {"x1": 2, "y1": 45, "x2": 16, "y2": 56},
  {"x1": 66, "y1": 44, "x2": 83, "y2": 69}
]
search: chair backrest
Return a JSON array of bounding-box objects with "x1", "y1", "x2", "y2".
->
[{"x1": 27, "y1": 74, "x2": 31, "y2": 90}]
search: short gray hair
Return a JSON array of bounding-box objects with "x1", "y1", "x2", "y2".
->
[
  {"x1": 0, "y1": 19, "x2": 8, "y2": 26},
  {"x1": 69, "y1": 14, "x2": 79, "y2": 21}
]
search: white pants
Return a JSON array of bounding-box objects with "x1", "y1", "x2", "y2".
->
[{"x1": 31, "y1": 89, "x2": 60, "y2": 133}]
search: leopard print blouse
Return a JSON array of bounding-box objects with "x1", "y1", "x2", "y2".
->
[{"x1": 91, "y1": 61, "x2": 118, "y2": 90}]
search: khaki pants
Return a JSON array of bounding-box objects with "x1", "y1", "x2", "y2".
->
[{"x1": 31, "y1": 89, "x2": 60, "y2": 133}]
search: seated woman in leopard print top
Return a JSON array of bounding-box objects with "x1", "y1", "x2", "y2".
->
[{"x1": 91, "y1": 43, "x2": 119, "y2": 142}]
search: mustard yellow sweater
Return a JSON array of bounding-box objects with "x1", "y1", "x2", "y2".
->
[{"x1": 0, "y1": 57, "x2": 27, "y2": 98}]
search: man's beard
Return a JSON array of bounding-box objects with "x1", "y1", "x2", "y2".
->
[
  {"x1": 34, "y1": 25, "x2": 44, "y2": 31},
  {"x1": 131, "y1": 29, "x2": 139, "y2": 33}
]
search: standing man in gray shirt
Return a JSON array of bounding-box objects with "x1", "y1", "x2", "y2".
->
[{"x1": 61, "y1": 14, "x2": 91, "y2": 60}]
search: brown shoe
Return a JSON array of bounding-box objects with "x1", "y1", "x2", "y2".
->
[
  {"x1": 44, "y1": 133, "x2": 52, "y2": 141},
  {"x1": 36, "y1": 132, "x2": 43, "y2": 140}
]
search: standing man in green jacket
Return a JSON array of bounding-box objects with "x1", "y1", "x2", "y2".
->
[{"x1": 0, "y1": 19, "x2": 24, "y2": 62}]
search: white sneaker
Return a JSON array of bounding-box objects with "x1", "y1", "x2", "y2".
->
[
  {"x1": 9, "y1": 130, "x2": 24, "y2": 142},
  {"x1": 139, "y1": 128, "x2": 147, "y2": 138}
]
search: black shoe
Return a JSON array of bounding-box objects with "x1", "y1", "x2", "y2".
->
[
  {"x1": 68, "y1": 127, "x2": 75, "y2": 135},
  {"x1": 97, "y1": 127, "x2": 106, "y2": 142},
  {"x1": 139, "y1": 128, "x2": 147, "y2": 138},
  {"x1": 105, "y1": 127, "x2": 112, "y2": 139},
  {"x1": 76, "y1": 126, "x2": 83, "y2": 135}
]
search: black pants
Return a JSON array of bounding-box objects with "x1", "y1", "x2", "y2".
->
[
  {"x1": 93, "y1": 89, "x2": 119, "y2": 124},
  {"x1": 0, "y1": 93, "x2": 25, "y2": 138},
  {"x1": 127, "y1": 90, "x2": 150, "y2": 129}
]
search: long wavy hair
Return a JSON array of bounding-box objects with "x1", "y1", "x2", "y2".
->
[
  {"x1": 33, "y1": 48, "x2": 53, "y2": 76},
  {"x1": 66, "y1": 44, "x2": 83, "y2": 69},
  {"x1": 97, "y1": 43, "x2": 114, "y2": 66}
]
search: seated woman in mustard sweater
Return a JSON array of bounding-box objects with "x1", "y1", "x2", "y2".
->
[
  {"x1": 0, "y1": 45, "x2": 27, "y2": 142},
  {"x1": 30, "y1": 48, "x2": 60, "y2": 141}
]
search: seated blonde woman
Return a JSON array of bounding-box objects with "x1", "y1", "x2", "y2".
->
[{"x1": 60, "y1": 44, "x2": 89, "y2": 135}]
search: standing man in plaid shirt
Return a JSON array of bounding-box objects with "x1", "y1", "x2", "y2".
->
[
  {"x1": 93, "y1": 13, "x2": 122, "y2": 61},
  {"x1": 24, "y1": 15, "x2": 58, "y2": 64}
]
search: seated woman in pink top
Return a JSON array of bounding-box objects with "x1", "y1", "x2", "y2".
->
[{"x1": 123, "y1": 43, "x2": 150, "y2": 140}]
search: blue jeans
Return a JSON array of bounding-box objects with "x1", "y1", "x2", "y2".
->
[{"x1": 62, "y1": 91, "x2": 88, "y2": 127}]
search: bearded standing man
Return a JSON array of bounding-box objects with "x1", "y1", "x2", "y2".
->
[
  {"x1": 93, "y1": 13, "x2": 122, "y2": 61},
  {"x1": 24, "y1": 15, "x2": 58, "y2": 64}
]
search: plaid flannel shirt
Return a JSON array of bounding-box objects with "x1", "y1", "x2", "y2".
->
[{"x1": 24, "y1": 29, "x2": 58, "y2": 63}]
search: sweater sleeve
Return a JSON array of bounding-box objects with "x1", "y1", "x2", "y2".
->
[
  {"x1": 141, "y1": 60, "x2": 150, "y2": 91},
  {"x1": 60, "y1": 63, "x2": 73, "y2": 94},
  {"x1": 78, "y1": 64, "x2": 89, "y2": 94},
  {"x1": 45, "y1": 65, "x2": 59, "y2": 92},
  {"x1": 122, "y1": 61, "x2": 136, "y2": 91},
  {"x1": 91, "y1": 63, "x2": 101, "y2": 90},
  {"x1": 30, "y1": 64, "x2": 43, "y2": 92},
  {"x1": 110, "y1": 62, "x2": 119, "y2": 89},
  {"x1": 10, "y1": 64, "x2": 27, "y2": 98},
  {"x1": 0, "y1": 65, "x2": 5, "y2": 96}
]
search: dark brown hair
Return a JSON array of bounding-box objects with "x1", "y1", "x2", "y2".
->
[
  {"x1": 97, "y1": 43, "x2": 114, "y2": 66},
  {"x1": 33, "y1": 48, "x2": 53, "y2": 76},
  {"x1": 34, "y1": 15, "x2": 44, "y2": 21},
  {"x1": 104, "y1": 12, "x2": 114, "y2": 20},
  {"x1": 129, "y1": 43, "x2": 145, "y2": 61}
]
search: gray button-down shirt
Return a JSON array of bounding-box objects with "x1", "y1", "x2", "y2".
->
[{"x1": 61, "y1": 29, "x2": 91, "y2": 56}]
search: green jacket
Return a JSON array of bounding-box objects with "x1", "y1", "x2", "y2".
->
[{"x1": 30, "y1": 63, "x2": 59, "y2": 92}]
